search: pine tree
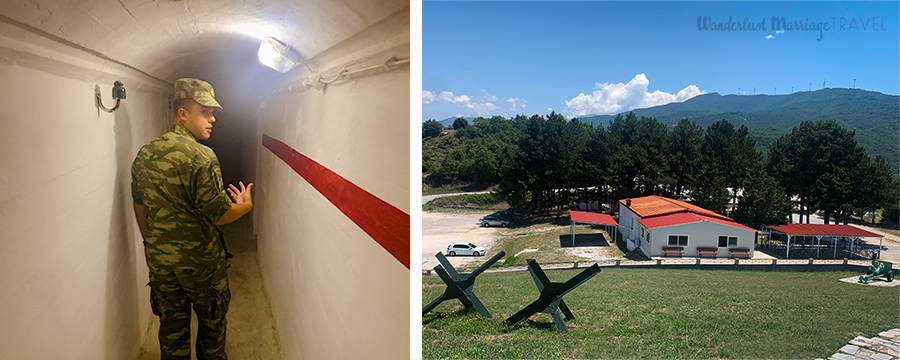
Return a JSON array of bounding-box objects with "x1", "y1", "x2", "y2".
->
[
  {"x1": 666, "y1": 119, "x2": 704, "y2": 198},
  {"x1": 733, "y1": 168, "x2": 793, "y2": 228}
]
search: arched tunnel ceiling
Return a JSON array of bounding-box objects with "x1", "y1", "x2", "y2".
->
[{"x1": 0, "y1": 0, "x2": 408, "y2": 83}]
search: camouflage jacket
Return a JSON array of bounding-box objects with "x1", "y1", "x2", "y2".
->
[{"x1": 131, "y1": 124, "x2": 232, "y2": 272}]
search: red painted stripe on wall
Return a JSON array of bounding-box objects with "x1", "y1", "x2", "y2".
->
[{"x1": 262, "y1": 134, "x2": 410, "y2": 269}]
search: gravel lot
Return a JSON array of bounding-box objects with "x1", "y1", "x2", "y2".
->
[{"x1": 421, "y1": 211, "x2": 501, "y2": 270}]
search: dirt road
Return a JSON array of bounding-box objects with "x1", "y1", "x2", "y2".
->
[
  {"x1": 421, "y1": 211, "x2": 501, "y2": 270},
  {"x1": 848, "y1": 223, "x2": 900, "y2": 264}
]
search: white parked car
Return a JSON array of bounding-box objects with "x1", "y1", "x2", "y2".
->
[{"x1": 447, "y1": 242, "x2": 485, "y2": 256}]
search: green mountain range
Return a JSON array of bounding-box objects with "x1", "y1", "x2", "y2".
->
[{"x1": 576, "y1": 88, "x2": 899, "y2": 171}]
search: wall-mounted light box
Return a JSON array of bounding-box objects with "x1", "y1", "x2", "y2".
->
[{"x1": 258, "y1": 37, "x2": 301, "y2": 73}]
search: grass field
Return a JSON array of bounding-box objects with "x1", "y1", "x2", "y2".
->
[
  {"x1": 423, "y1": 184, "x2": 495, "y2": 195},
  {"x1": 880, "y1": 227, "x2": 900, "y2": 238},
  {"x1": 490, "y1": 224, "x2": 626, "y2": 268},
  {"x1": 425, "y1": 193, "x2": 509, "y2": 210},
  {"x1": 422, "y1": 268, "x2": 899, "y2": 359},
  {"x1": 422, "y1": 203, "x2": 492, "y2": 214}
]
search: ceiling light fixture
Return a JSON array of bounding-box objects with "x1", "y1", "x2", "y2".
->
[
  {"x1": 232, "y1": 23, "x2": 281, "y2": 41},
  {"x1": 258, "y1": 37, "x2": 301, "y2": 73}
]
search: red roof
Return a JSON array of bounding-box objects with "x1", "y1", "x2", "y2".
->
[
  {"x1": 619, "y1": 195, "x2": 731, "y2": 221},
  {"x1": 569, "y1": 211, "x2": 618, "y2": 226},
  {"x1": 638, "y1": 212, "x2": 756, "y2": 232},
  {"x1": 767, "y1": 223, "x2": 882, "y2": 237}
]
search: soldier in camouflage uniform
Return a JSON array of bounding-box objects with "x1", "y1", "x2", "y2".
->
[{"x1": 131, "y1": 78, "x2": 254, "y2": 360}]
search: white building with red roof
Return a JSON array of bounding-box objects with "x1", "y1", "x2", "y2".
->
[{"x1": 619, "y1": 195, "x2": 757, "y2": 258}]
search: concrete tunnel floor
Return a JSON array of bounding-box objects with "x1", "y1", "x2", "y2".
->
[{"x1": 137, "y1": 216, "x2": 283, "y2": 359}]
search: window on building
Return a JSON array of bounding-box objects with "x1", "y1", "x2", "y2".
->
[
  {"x1": 718, "y1": 236, "x2": 738, "y2": 247},
  {"x1": 667, "y1": 235, "x2": 688, "y2": 246},
  {"x1": 640, "y1": 227, "x2": 644, "y2": 237}
]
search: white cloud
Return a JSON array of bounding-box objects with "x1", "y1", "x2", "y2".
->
[
  {"x1": 776, "y1": 30, "x2": 785, "y2": 34},
  {"x1": 473, "y1": 102, "x2": 500, "y2": 116},
  {"x1": 479, "y1": 89, "x2": 498, "y2": 102},
  {"x1": 423, "y1": 90, "x2": 499, "y2": 116},
  {"x1": 507, "y1": 98, "x2": 527, "y2": 112},
  {"x1": 765, "y1": 35, "x2": 775, "y2": 40},
  {"x1": 563, "y1": 73, "x2": 705, "y2": 117}
]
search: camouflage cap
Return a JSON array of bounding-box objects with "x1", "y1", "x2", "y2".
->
[{"x1": 173, "y1": 78, "x2": 222, "y2": 109}]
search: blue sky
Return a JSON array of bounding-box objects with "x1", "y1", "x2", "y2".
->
[{"x1": 422, "y1": 1, "x2": 900, "y2": 121}]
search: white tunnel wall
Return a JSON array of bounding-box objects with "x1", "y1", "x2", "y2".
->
[
  {"x1": 0, "y1": 25, "x2": 168, "y2": 360},
  {"x1": 250, "y1": 18, "x2": 410, "y2": 360}
]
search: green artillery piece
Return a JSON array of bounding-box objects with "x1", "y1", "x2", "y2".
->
[{"x1": 859, "y1": 259, "x2": 893, "y2": 284}]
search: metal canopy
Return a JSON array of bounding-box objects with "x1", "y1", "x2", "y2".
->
[
  {"x1": 764, "y1": 224, "x2": 884, "y2": 259},
  {"x1": 767, "y1": 223, "x2": 883, "y2": 237},
  {"x1": 569, "y1": 211, "x2": 619, "y2": 247},
  {"x1": 570, "y1": 211, "x2": 618, "y2": 226}
]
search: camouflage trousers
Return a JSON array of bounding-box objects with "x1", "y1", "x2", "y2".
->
[{"x1": 149, "y1": 263, "x2": 231, "y2": 360}]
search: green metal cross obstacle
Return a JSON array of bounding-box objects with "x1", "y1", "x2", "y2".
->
[
  {"x1": 504, "y1": 259, "x2": 601, "y2": 334},
  {"x1": 423, "y1": 252, "x2": 601, "y2": 333},
  {"x1": 422, "y1": 251, "x2": 506, "y2": 319}
]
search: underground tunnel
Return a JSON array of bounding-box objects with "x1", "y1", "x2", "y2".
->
[{"x1": 0, "y1": 0, "x2": 410, "y2": 359}]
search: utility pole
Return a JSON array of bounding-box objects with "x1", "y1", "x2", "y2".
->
[
  {"x1": 774, "y1": 87, "x2": 777, "y2": 95},
  {"x1": 809, "y1": 82, "x2": 812, "y2": 91},
  {"x1": 853, "y1": 79, "x2": 856, "y2": 88},
  {"x1": 791, "y1": 86, "x2": 794, "y2": 93},
  {"x1": 823, "y1": 79, "x2": 826, "y2": 89},
  {"x1": 753, "y1": 86, "x2": 756, "y2": 95}
]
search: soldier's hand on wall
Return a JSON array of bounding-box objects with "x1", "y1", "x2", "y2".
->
[{"x1": 227, "y1": 181, "x2": 254, "y2": 205}]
